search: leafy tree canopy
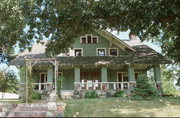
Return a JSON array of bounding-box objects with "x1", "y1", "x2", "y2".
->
[{"x1": 0, "y1": 0, "x2": 180, "y2": 62}]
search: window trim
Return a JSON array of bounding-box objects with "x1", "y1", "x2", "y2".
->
[
  {"x1": 109, "y1": 48, "x2": 118, "y2": 56},
  {"x1": 80, "y1": 36, "x2": 87, "y2": 44},
  {"x1": 80, "y1": 34, "x2": 98, "y2": 44},
  {"x1": 74, "y1": 48, "x2": 83, "y2": 56},
  {"x1": 96, "y1": 48, "x2": 106, "y2": 56}
]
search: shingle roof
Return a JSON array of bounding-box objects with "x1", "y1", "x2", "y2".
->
[{"x1": 10, "y1": 39, "x2": 171, "y2": 66}]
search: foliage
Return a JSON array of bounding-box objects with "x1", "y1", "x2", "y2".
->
[
  {"x1": 132, "y1": 74, "x2": 158, "y2": 99},
  {"x1": 57, "y1": 76, "x2": 65, "y2": 99},
  {"x1": 0, "y1": 0, "x2": 180, "y2": 62},
  {"x1": 19, "y1": 66, "x2": 34, "y2": 102},
  {"x1": 113, "y1": 90, "x2": 125, "y2": 97},
  {"x1": 85, "y1": 90, "x2": 98, "y2": 99},
  {"x1": 161, "y1": 65, "x2": 180, "y2": 96},
  {"x1": 32, "y1": 91, "x2": 41, "y2": 100},
  {"x1": 0, "y1": 71, "x2": 18, "y2": 99}
]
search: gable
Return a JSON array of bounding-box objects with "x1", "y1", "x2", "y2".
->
[{"x1": 71, "y1": 30, "x2": 127, "y2": 56}]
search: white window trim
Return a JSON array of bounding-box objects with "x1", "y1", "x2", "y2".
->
[
  {"x1": 74, "y1": 48, "x2": 83, "y2": 56},
  {"x1": 96, "y1": 48, "x2": 106, "y2": 56},
  {"x1": 80, "y1": 36, "x2": 87, "y2": 43},
  {"x1": 92, "y1": 36, "x2": 98, "y2": 44},
  {"x1": 80, "y1": 34, "x2": 98, "y2": 44},
  {"x1": 109, "y1": 48, "x2": 118, "y2": 56},
  {"x1": 39, "y1": 72, "x2": 47, "y2": 83},
  {"x1": 86, "y1": 34, "x2": 92, "y2": 44}
]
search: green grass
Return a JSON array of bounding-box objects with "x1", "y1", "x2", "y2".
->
[{"x1": 63, "y1": 97, "x2": 180, "y2": 117}]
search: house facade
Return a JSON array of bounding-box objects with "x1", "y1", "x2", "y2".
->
[{"x1": 11, "y1": 29, "x2": 171, "y2": 98}]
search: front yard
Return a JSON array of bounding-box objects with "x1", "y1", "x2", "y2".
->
[{"x1": 63, "y1": 97, "x2": 180, "y2": 117}]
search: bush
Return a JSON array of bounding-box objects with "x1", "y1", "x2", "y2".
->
[
  {"x1": 132, "y1": 74, "x2": 158, "y2": 99},
  {"x1": 113, "y1": 90, "x2": 125, "y2": 97},
  {"x1": 32, "y1": 91, "x2": 41, "y2": 100},
  {"x1": 85, "y1": 91, "x2": 98, "y2": 98}
]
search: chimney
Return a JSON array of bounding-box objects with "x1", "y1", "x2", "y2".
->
[{"x1": 129, "y1": 34, "x2": 140, "y2": 42}]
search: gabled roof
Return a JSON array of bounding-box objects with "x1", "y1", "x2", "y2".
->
[
  {"x1": 94, "y1": 29, "x2": 136, "y2": 52},
  {"x1": 10, "y1": 30, "x2": 171, "y2": 66}
]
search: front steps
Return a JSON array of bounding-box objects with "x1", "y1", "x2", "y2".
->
[{"x1": 8, "y1": 102, "x2": 65, "y2": 117}]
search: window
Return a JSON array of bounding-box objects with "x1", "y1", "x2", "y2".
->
[
  {"x1": 97, "y1": 48, "x2": 106, "y2": 56},
  {"x1": 81, "y1": 37, "x2": 86, "y2": 44},
  {"x1": 80, "y1": 34, "x2": 98, "y2": 44},
  {"x1": 109, "y1": 48, "x2": 118, "y2": 56},
  {"x1": 92, "y1": 37, "x2": 98, "y2": 43},
  {"x1": 74, "y1": 48, "x2": 83, "y2": 56}
]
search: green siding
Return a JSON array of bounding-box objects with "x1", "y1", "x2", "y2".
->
[
  {"x1": 72, "y1": 30, "x2": 126, "y2": 56},
  {"x1": 61, "y1": 69, "x2": 74, "y2": 90}
]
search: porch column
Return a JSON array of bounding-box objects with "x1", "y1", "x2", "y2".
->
[
  {"x1": 74, "y1": 67, "x2": 80, "y2": 89},
  {"x1": 47, "y1": 67, "x2": 53, "y2": 90},
  {"x1": 101, "y1": 66, "x2": 108, "y2": 89},
  {"x1": 153, "y1": 65, "x2": 163, "y2": 95},
  {"x1": 101, "y1": 66, "x2": 107, "y2": 82},
  {"x1": 128, "y1": 66, "x2": 136, "y2": 89}
]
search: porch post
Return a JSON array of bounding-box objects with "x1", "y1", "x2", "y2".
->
[
  {"x1": 128, "y1": 66, "x2": 136, "y2": 89},
  {"x1": 101, "y1": 66, "x2": 108, "y2": 89},
  {"x1": 101, "y1": 66, "x2": 107, "y2": 82},
  {"x1": 153, "y1": 65, "x2": 163, "y2": 95},
  {"x1": 74, "y1": 67, "x2": 80, "y2": 89},
  {"x1": 47, "y1": 67, "x2": 53, "y2": 90}
]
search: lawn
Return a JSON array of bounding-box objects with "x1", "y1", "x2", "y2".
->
[{"x1": 63, "y1": 97, "x2": 180, "y2": 117}]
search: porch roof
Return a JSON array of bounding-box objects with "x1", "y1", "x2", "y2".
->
[{"x1": 10, "y1": 45, "x2": 171, "y2": 66}]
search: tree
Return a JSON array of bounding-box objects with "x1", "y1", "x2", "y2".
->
[
  {"x1": 0, "y1": 71, "x2": 18, "y2": 99},
  {"x1": 132, "y1": 74, "x2": 158, "y2": 99},
  {"x1": 161, "y1": 65, "x2": 180, "y2": 96},
  {"x1": 0, "y1": 0, "x2": 180, "y2": 62}
]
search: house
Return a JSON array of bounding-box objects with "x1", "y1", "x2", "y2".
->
[{"x1": 10, "y1": 29, "x2": 171, "y2": 99}]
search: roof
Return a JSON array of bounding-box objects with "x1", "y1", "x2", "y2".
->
[{"x1": 10, "y1": 31, "x2": 171, "y2": 66}]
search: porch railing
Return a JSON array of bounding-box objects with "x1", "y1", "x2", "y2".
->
[
  {"x1": 74, "y1": 82, "x2": 132, "y2": 90},
  {"x1": 34, "y1": 82, "x2": 53, "y2": 91}
]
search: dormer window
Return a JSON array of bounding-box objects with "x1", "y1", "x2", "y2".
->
[
  {"x1": 109, "y1": 48, "x2": 118, "y2": 56},
  {"x1": 80, "y1": 34, "x2": 98, "y2": 44},
  {"x1": 74, "y1": 48, "x2": 83, "y2": 56}
]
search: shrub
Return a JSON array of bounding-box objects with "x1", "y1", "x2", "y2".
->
[
  {"x1": 132, "y1": 74, "x2": 158, "y2": 99},
  {"x1": 32, "y1": 91, "x2": 41, "y2": 100},
  {"x1": 113, "y1": 90, "x2": 125, "y2": 97},
  {"x1": 85, "y1": 91, "x2": 98, "y2": 98}
]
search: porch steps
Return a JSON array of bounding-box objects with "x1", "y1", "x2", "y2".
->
[
  {"x1": 8, "y1": 102, "x2": 47, "y2": 117},
  {"x1": 61, "y1": 90, "x2": 74, "y2": 99},
  {"x1": 7, "y1": 102, "x2": 65, "y2": 117}
]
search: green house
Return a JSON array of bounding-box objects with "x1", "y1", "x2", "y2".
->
[{"x1": 11, "y1": 29, "x2": 171, "y2": 98}]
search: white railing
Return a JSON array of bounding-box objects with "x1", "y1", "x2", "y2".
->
[
  {"x1": 74, "y1": 82, "x2": 131, "y2": 90},
  {"x1": 33, "y1": 82, "x2": 53, "y2": 91}
]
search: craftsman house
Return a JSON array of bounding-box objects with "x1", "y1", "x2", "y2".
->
[{"x1": 11, "y1": 29, "x2": 170, "y2": 98}]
